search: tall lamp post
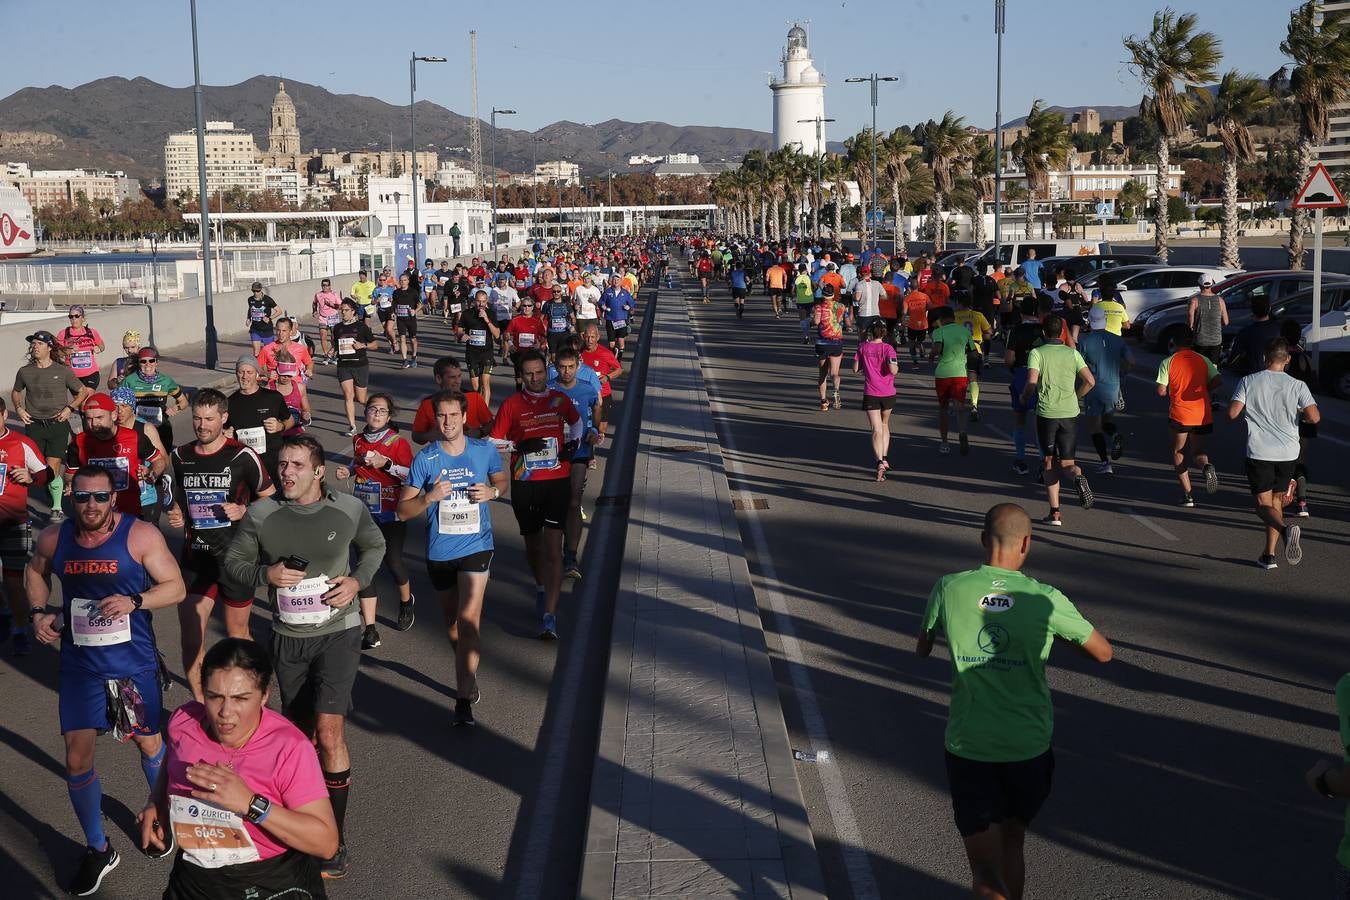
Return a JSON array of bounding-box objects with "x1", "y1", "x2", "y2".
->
[
  {"x1": 409, "y1": 52, "x2": 447, "y2": 244},
  {"x1": 532, "y1": 137, "x2": 546, "y2": 238},
  {"x1": 797, "y1": 117, "x2": 835, "y2": 241},
  {"x1": 490, "y1": 107, "x2": 516, "y2": 251},
  {"x1": 994, "y1": 0, "x2": 1007, "y2": 259},
  {"x1": 845, "y1": 74, "x2": 898, "y2": 254},
  {"x1": 147, "y1": 231, "x2": 160, "y2": 304},
  {"x1": 189, "y1": 0, "x2": 217, "y2": 368}
]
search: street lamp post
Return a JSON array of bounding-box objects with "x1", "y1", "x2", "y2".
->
[
  {"x1": 490, "y1": 107, "x2": 516, "y2": 252},
  {"x1": 147, "y1": 232, "x2": 160, "y2": 304},
  {"x1": 189, "y1": 0, "x2": 217, "y2": 368},
  {"x1": 393, "y1": 192, "x2": 402, "y2": 233},
  {"x1": 797, "y1": 117, "x2": 835, "y2": 241},
  {"x1": 409, "y1": 52, "x2": 447, "y2": 245},
  {"x1": 305, "y1": 231, "x2": 315, "y2": 280},
  {"x1": 845, "y1": 74, "x2": 898, "y2": 254},
  {"x1": 994, "y1": 0, "x2": 1007, "y2": 259},
  {"x1": 532, "y1": 137, "x2": 545, "y2": 238}
]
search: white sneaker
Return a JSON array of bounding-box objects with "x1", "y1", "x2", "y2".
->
[{"x1": 1096, "y1": 461, "x2": 1114, "y2": 475}]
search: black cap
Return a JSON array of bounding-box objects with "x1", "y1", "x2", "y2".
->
[{"x1": 25, "y1": 330, "x2": 56, "y2": 346}]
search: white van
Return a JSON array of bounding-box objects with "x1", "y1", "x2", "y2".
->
[{"x1": 966, "y1": 240, "x2": 1111, "y2": 270}]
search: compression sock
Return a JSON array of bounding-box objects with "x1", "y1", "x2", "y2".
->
[
  {"x1": 49, "y1": 475, "x2": 63, "y2": 511},
  {"x1": 67, "y1": 769, "x2": 107, "y2": 850},
  {"x1": 1092, "y1": 433, "x2": 1109, "y2": 461},
  {"x1": 1103, "y1": 421, "x2": 1118, "y2": 437},
  {"x1": 969, "y1": 382, "x2": 980, "y2": 410},
  {"x1": 324, "y1": 769, "x2": 351, "y2": 841},
  {"x1": 140, "y1": 741, "x2": 166, "y2": 790},
  {"x1": 1013, "y1": 428, "x2": 1026, "y2": 460}
]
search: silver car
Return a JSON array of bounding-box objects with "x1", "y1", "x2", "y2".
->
[{"x1": 1094, "y1": 265, "x2": 1244, "y2": 320}]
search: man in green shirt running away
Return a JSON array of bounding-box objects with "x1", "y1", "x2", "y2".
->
[
  {"x1": 1022, "y1": 315, "x2": 1096, "y2": 527},
  {"x1": 1305, "y1": 674, "x2": 1350, "y2": 892},
  {"x1": 931, "y1": 307, "x2": 976, "y2": 455},
  {"x1": 919, "y1": 503, "x2": 1112, "y2": 900}
]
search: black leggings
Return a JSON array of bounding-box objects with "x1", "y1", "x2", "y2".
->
[{"x1": 360, "y1": 520, "x2": 409, "y2": 596}]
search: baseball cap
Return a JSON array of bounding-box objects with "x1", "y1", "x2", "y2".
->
[
  {"x1": 1088, "y1": 306, "x2": 1107, "y2": 328},
  {"x1": 1200, "y1": 277, "x2": 1215, "y2": 287},
  {"x1": 251, "y1": 281, "x2": 264, "y2": 291},
  {"x1": 82, "y1": 392, "x2": 116, "y2": 413},
  {"x1": 25, "y1": 330, "x2": 57, "y2": 347}
]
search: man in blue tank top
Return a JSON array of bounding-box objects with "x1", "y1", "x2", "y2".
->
[{"x1": 27, "y1": 465, "x2": 186, "y2": 896}]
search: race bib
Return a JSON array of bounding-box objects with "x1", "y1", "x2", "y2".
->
[
  {"x1": 338, "y1": 337, "x2": 357, "y2": 356},
  {"x1": 88, "y1": 456, "x2": 130, "y2": 491},
  {"x1": 136, "y1": 403, "x2": 163, "y2": 425},
  {"x1": 275, "y1": 575, "x2": 332, "y2": 625},
  {"x1": 0, "y1": 463, "x2": 8, "y2": 496},
  {"x1": 550, "y1": 316, "x2": 569, "y2": 332},
  {"x1": 378, "y1": 296, "x2": 393, "y2": 309},
  {"x1": 468, "y1": 329, "x2": 487, "y2": 347},
  {"x1": 518, "y1": 333, "x2": 535, "y2": 348},
  {"x1": 70, "y1": 350, "x2": 94, "y2": 370},
  {"x1": 396, "y1": 305, "x2": 412, "y2": 317},
  {"x1": 354, "y1": 479, "x2": 382, "y2": 516},
  {"x1": 437, "y1": 490, "x2": 480, "y2": 535},
  {"x1": 323, "y1": 314, "x2": 339, "y2": 327},
  {"x1": 450, "y1": 303, "x2": 463, "y2": 315},
  {"x1": 523, "y1": 437, "x2": 559, "y2": 474},
  {"x1": 235, "y1": 427, "x2": 266, "y2": 453},
  {"x1": 169, "y1": 795, "x2": 260, "y2": 869},
  {"x1": 70, "y1": 597, "x2": 131, "y2": 647},
  {"x1": 186, "y1": 488, "x2": 231, "y2": 530},
  {"x1": 249, "y1": 307, "x2": 265, "y2": 322}
]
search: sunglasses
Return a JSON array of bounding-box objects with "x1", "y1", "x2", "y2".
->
[
  {"x1": 139, "y1": 358, "x2": 158, "y2": 364},
  {"x1": 68, "y1": 314, "x2": 84, "y2": 319},
  {"x1": 72, "y1": 490, "x2": 113, "y2": 504}
]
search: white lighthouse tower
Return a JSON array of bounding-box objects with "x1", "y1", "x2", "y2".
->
[{"x1": 771, "y1": 23, "x2": 827, "y2": 155}]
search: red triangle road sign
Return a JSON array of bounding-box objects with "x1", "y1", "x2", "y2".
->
[{"x1": 1293, "y1": 163, "x2": 1346, "y2": 209}]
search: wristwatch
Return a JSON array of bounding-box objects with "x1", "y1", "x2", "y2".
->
[
  {"x1": 245, "y1": 793, "x2": 272, "y2": 824},
  {"x1": 129, "y1": 593, "x2": 144, "y2": 610},
  {"x1": 30, "y1": 606, "x2": 46, "y2": 618},
  {"x1": 491, "y1": 486, "x2": 500, "y2": 500}
]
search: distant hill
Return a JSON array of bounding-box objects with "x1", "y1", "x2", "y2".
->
[{"x1": 0, "y1": 75, "x2": 783, "y2": 184}]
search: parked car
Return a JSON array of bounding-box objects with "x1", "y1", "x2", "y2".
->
[
  {"x1": 1077, "y1": 265, "x2": 1157, "y2": 289},
  {"x1": 1038, "y1": 253, "x2": 1166, "y2": 281},
  {"x1": 1094, "y1": 265, "x2": 1243, "y2": 320},
  {"x1": 1220, "y1": 282, "x2": 1350, "y2": 373},
  {"x1": 966, "y1": 239, "x2": 1111, "y2": 270},
  {"x1": 1303, "y1": 305, "x2": 1350, "y2": 398},
  {"x1": 1136, "y1": 271, "x2": 1350, "y2": 353}
]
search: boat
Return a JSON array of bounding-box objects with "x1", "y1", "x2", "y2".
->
[
  {"x1": 84, "y1": 245, "x2": 109, "y2": 255},
  {"x1": 0, "y1": 186, "x2": 37, "y2": 260}
]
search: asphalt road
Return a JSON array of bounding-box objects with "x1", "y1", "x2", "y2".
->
[
  {"x1": 678, "y1": 262, "x2": 1350, "y2": 899},
  {"x1": 0, "y1": 302, "x2": 645, "y2": 899}
]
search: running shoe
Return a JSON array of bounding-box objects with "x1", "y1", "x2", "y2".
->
[
  {"x1": 1257, "y1": 554, "x2": 1278, "y2": 570},
  {"x1": 1110, "y1": 431, "x2": 1124, "y2": 460},
  {"x1": 969, "y1": 407, "x2": 980, "y2": 422},
  {"x1": 540, "y1": 613, "x2": 558, "y2": 640},
  {"x1": 1180, "y1": 494, "x2": 1195, "y2": 508},
  {"x1": 819, "y1": 399, "x2": 829, "y2": 411},
  {"x1": 1203, "y1": 463, "x2": 1219, "y2": 495},
  {"x1": 1297, "y1": 502, "x2": 1310, "y2": 518},
  {"x1": 1096, "y1": 461, "x2": 1114, "y2": 475},
  {"x1": 938, "y1": 443, "x2": 952, "y2": 455},
  {"x1": 361, "y1": 624, "x2": 381, "y2": 650},
  {"x1": 959, "y1": 432, "x2": 969, "y2": 456},
  {"x1": 453, "y1": 698, "x2": 475, "y2": 727},
  {"x1": 1043, "y1": 511, "x2": 1063, "y2": 527},
  {"x1": 396, "y1": 596, "x2": 415, "y2": 632},
  {"x1": 411, "y1": 359, "x2": 420, "y2": 369},
  {"x1": 401, "y1": 359, "x2": 411, "y2": 369},
  {"x1": 1285, "y1": 524, "x2": 1303, "y2": 566},
  {"x1": 1012, "y1": 460, "x2": 1029, "y2": 476},
  {"x1": 1075, "y1": 475, "x2": 1094, "y2": 509},
  {"x1": 563, "y1": 553, "x2": 582, "y2": 581},
  {"x1": 69, "y1": 843, "x2": 120, "y2": 896},
  {"x1": 321, "y1": 843, "x2": 349, "y2": 879},
  {"x1": 12, "y1": 630, "x2": 31, "y2": 656},
  {"x1": 342, "y1": 427, "x2": 359, "y2": 437},
  {"x1": 49, "y1": 509, "x2": 65, "y2": 524}
]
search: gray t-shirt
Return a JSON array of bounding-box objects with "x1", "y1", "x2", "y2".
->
[
  {"x1": 1232, "y1": 369, "x2": 1315, "y2": 461},
  {"x1": 14, "y1": 362, "x2": 84, "y2": 418}
]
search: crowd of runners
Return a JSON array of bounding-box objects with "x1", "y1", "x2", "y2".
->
[{"x1": 6, "y1": 235, "x2": 663, "y2": 896}]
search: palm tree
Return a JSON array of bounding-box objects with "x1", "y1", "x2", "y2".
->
[
  {"x1": 965, "y1": 143, "x2": 997, "y2": 248},
  {"x1": 1011, "y1": 101, "x2": 1071, "y2": 240},
  {"x1": 845, "y1": 128, "x2": 879, "y2": 241},
  {"x1": 1195, "y1": 71, "x2": 1273, "y2": 268},
  {"x1": 774, "y1": 145, "x2": 808, "y2": 239},
  {"x1": 1278, "y1": 1, "x2": 1350, "y2": 268},
  {"x1": 823, "y1": 154, "x2": 850, "y2": 239},
  {"x1": 1123, "y1": 8, "x2": 1222, "y2": 261},
  {"x1": 1117, "y1": 180, "x2": 1148, "y2": 221},
  {"x1": 806, "y1": 152, "x2": 826, "y2": 239},
  {"x1": 741, "y1": 149, "x2": 771, "y2": 237},
  {"x1": 884, "y1": 156, "x2": 935, "y2": 257},
  {"x1": 915, "y1": 112, "x2": 971, "y2": 251}
]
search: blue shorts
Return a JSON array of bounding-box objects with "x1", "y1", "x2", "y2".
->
[
  {"x1": 1083, "y1": 385, "x2": 1120, "y2": 418},
  {"x1": 249, "y1": 332, "x2": 275, "y2": 346},
  {"x1": 1009, "y1": 368, "x2": 1038, "y2": 414},
  {"x1": 59, "y1": 663, "x2": 162, "y2": 736}
]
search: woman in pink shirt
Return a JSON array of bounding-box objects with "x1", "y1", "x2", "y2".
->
[
  {"x1": 138, "y1": 638, "x2": 337, "y2": 897},
  {"x1": 852, "y1": 320, "x2": 899, "y2": 481},
  {"x1": 57, "y1": 305, "x2": 105, "y2": 388}
]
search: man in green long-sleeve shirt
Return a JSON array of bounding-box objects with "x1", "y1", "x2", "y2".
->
[{"x1": 222, "y1": 434, "x2": 385, "y2": 879}]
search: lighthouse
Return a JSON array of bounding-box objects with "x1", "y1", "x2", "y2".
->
[{"x1": 771, "y1": 23, "x2": 827, "y2": 155}]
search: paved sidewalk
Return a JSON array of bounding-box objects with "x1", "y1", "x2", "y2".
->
[{"x1": 581, "y1": 291, "x2": 825, "y2": 898}]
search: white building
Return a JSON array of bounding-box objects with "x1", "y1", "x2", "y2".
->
[
  {"x1": 164, "y1": 121, "x2": 264, "y2": 200},
  {"x1": 263, "y1": 167, "x2": 302, "y2": 206},
  {"x1": 628, "y1": 154, "x2": 662, "y2": 166},
  {"x1": 4, "y1": 162, "x2": 31, "y2": 179},
  {"x1": 1317, "y1": 1, "x2": 1350, "y2": 174},
  {"x1": 664, "y1": 152, "x2": 700, "y2": 165},
  {"x1": 435, "y1": 160, "x2": 477, "y2": 191},
  {"x1": 770, "y1": 24, "x2": 827, "y2": 155},
  {"x1": 533, "y1": 160, "x2": 580, "y2": 186},
  {"x1": 366, "y1": 175, "x2": 493, "y2": 255}
]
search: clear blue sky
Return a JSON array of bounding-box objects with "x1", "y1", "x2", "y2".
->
[{"x1": 3, "y1": 0, "x2": 1294, "y2": 137}]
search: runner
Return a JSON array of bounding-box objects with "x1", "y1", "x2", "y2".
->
[
  {"x1": 488, "y1": 352, "x2": 582, "y2": 639},
  {"x1": 13, "y1": 330, "x2": 90, "y2": 522},
  {"x1": 119, "y1": 348, "x2": 188, "y2": 449},
  {"x1": 106, "y1": 330, "x2": 142, "y2": 391},
  {"x1": 729, "y1": 257, "x2": 751, "y2": 319},
  {"x1": 272, "y1": 357, "x2": 310, "y2": 434},
  {"x1": 812, "y1": 284, "x2": 850, "y2": 412},
  {"x1": 391, "y1": 273, "x2": 421, "y2": 370},
  {"x1": 917, "y1": 502, "x2": 1111, "y2": 900},
  {"x1": 1078, "y1": 306, "x2": 1133, "y2": 476},
  {"x1": 853, "y1": 321, "x2": 898, "y2": 481},
  {"x1": 1281, "y1": 317, "x2": 1317, "y2": 517},
  {"x1": 953, "y1": 293, "x2": 994, "y2": 422},
  {"x1": 332, "y1": 299, "x2": 375, "y2": 436},
  {"x1": 67, "y1": 392, "x2": 164, "y2": 517},
  {"x1": 696, "y1": 251, "x2": 713, "y2": 302},
  {"x1": 853, "y1": 265, "x2": 885, "y2": 340},
  {"x1": 399, "y1": 391, "x2": 507, "y2": 726},
  {"x1": 350, "y1": 269, "x2": 376, "y2": 320},
  {"x1": 572, "y1": 272, "x2": 602, "y2": 345},
  {"x1": 410, "y1": 357, "x2": 494, "y2": 443},
  {"x1": 903, "y1": 281, "x2": 932, "y2": 368},
  {"x1": 1228, "y1": 338, "x2": 1319, "y2": 569},
  {"x1": 765, "y1": 256, "x2": 789, "y2": 319},
  {"x1": 57, "y1": 306, "x2": 105, "y2": 389},
  {"x1": 1187, "y1": 277, "x2": 1228, "y2": 364},
  {"x1": 930, "y1": 307, "x2": 975, "y2": 455},
  {"x1": 542, "y1": 284, "x2": 575, "y2": 358},
  {"x1": 28, "y1": 465, "x2": 187, "y2": 896},
  {"x1": 0, "y1": 397, "x2": 49, "y2": 656},
  {"x1": 372, "y1": 274, "x2": 397, "y2": 352},
  {"x1": 109, "y1": 386, "x2": 170, "y2": 526},
  {"x1": 548, "y1": 349, "x2": 603, "y2": 581},
  {"x1": 793, "y1": 264, "x2": 816, "y2": 343},
  {"x1": 165, "y1": 388, "x2": 274, "y2": 701},
  {"x1": 1022, "y1": 316, "x2": 1096, "y2": 525},
  {"x1": 221, "y1": 435, "x2": 387, "y2": 879},
  {"x1": 312, "y1": 278, "x2": 342, "y2": 364},
  {"x1": 1155, "y1": 326, "x2": 1222, "y2": 507},
  {"x1": 137, "y1": 637, "x2": 338, "y2": 898},
  {"x1": 490, "y1": 274, "x2": 519, "y2": 360},
  {"x1": 459, "y1": 289, "x2": 502, "y2": 409},
  {"x1": 580, "y1": 324, "x2": 622, "y2": 448},
  {"x1": 333, "y1": 393, "x2": 415, "y2": 650},
  {"x1": 1090, "y1": 276, "x2": 1129, "y2": 336},
  {"x1": 226, "y1": 356, "x2": 292, "y2": 482},
  {"x1": 246, "y1": 282, "x2": 280, "y2": 356},
  {"x1": 601, "y1": 274, "x2": 635, "y2": 361},
  {"x1": 257, "y1": 317, "x2": 315, "y2": 385}
]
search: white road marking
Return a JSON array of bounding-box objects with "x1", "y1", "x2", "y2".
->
[
  {"x1": 691, "y1": 310, "x2": 882, "y2": 900},
  {"x1": 1122, "y1": 506, "x2": 1179, "y2": 541}
]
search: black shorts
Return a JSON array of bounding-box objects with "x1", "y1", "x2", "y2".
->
[
  {"x1": 510, "y1": 478, "x2": 570, "y2": 535},
  {"x1": 861, "y1": 395, "x2": 896, "y2": 411},
  {"x1": 465, "y1": 350, "x2": 495, "y2": 377},
  {"x1": 184, "y1": 551, "x2": 254, "y2": 607},
  {"x1": 606, "y1": 322, "x2": 630, "y2": 341},
  {"x1": 271, "y1": 625, "x2": 362, "y2": 719},
  {"x1": 600, "y1": 393, "x2": 613, "y2": 422},
  {"x1": 25, "y1": 418, "x2": 71, "y2": 460},
  {"x1": 377, "y1": 307, "x2": 393, "y2": 323},
  {"x1": 966, "y1": 350, "x2": 985, "y2": 374},
  {"x1": 396, "y1": 317, "x2": 418, "y2": 337},
  {"x1": 1036, "y1": 416, "x2": 1078, "y2": 462},
  {"x1": 336, "y1": 365, "x2": 369, "y2": 388},
  {"x1": 945, "y1": 748, "x2": 1055, "y2": 838},
  {"x1": 0, "y1": 519, "x2": 32, "y2": 572},
  {"x1": 815, "y1": 342, "x2": 844, "y2": 359},
  {"x1": 547, "y1": 333, "x2": 571, "y2": 357},
  {"x1": 426, "y1": 550, "x2": 494, "y2": 590},
  {"x1": 1245, "y1": 458, "x2": 1297, "y2": 495},
  {"x1": 78, "y1": 372, "x2": 101, "y2": 390},
  {"x1": 907, "y1": 327, "x2": 928, "y2": 342},
  {"x1": 731, "y1": 287, "x2": 748, "y2": 300},
  {"x1": 1169, "y1": 419, "x2": 1213, "y2": 436},
  {"x1": 496, "y1": 318, "x2": 511, "y2": 334}
]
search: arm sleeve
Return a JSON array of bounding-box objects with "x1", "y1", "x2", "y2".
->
[
  {"x1": 1297, "y1": 380, "x2": 1316, "y2": 410},
  {"x1": 65, "y1": 370, "x2": 85, "y2": 394},
  {"x1": 920, "y1": 578, "x2": 945, "y2": 634},
  {"x1": 1231, "y1": 374, "x2": 1248, "y2": 405},
  {"x1": 1204, "y1": 358, "x2": 1220, "y2": 380},
  {"x1": 348, "y1": 503, "x2": 387, "y2": 588},
  {"x1": 1047, "y1": 588, "x2": 1094, "y2": 643},
  {"x1": 1155, "y1": 357, "x2": 1171, "y2": 386},
  {"x1": 222, "y1": 509, "x2": 268, "y2": 590}
]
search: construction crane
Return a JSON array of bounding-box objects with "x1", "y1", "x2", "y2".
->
[{"x1": 468, "y1": 30, "x2": 485, "y2": 199}]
